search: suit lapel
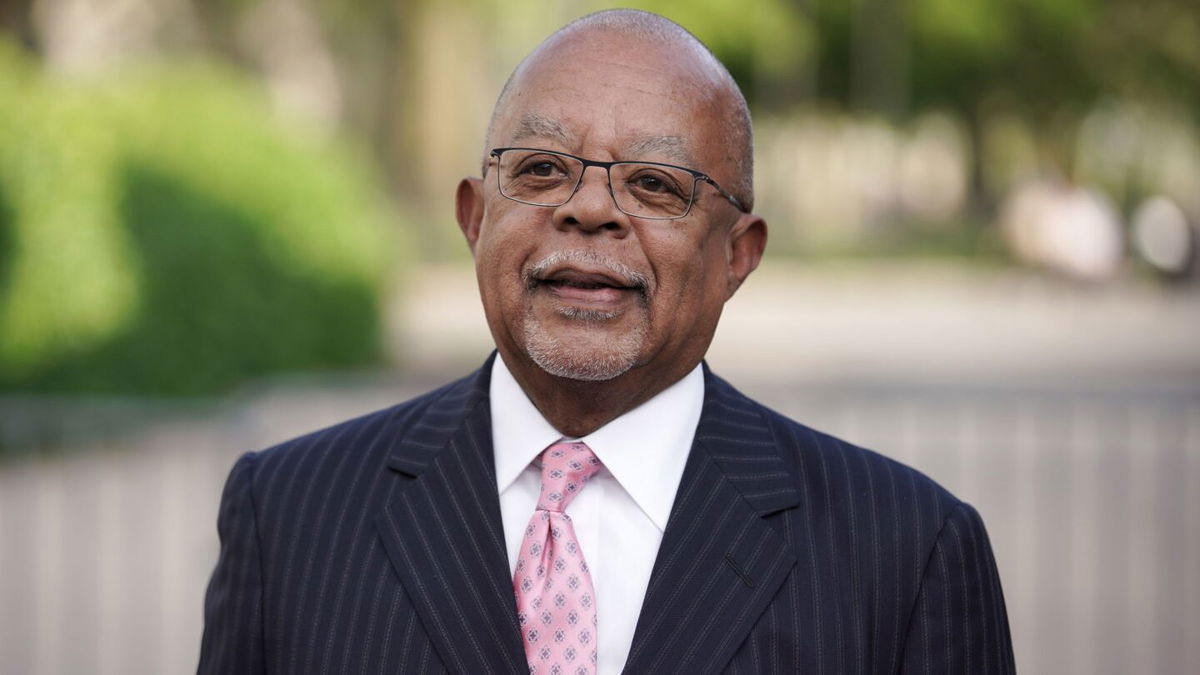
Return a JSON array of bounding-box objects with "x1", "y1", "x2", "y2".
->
[
  {"x1": 375, "y1": 359, "x2": 527, "y2": 674},
  {"x1": 623, "y1": 367, "x2": 800, "y2": 674}
]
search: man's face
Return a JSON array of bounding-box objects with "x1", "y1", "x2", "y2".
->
[{"x1": 458, "y1": 32, "x2": 764, "y2": 386}]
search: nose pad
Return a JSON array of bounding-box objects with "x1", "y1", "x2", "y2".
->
[
  {"x1": 556, "y1": 165, "x2": 627, "y2": 232},
  {"x1": 572, "y1": 165, "x2": 614, "y2": 203}
]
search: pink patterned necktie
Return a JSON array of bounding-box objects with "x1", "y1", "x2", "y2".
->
[{"x1": 513, "y1": 441, "x2": 603, "y2": 675}]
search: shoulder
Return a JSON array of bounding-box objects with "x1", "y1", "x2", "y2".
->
[
  {"x1": 236, "y1": 369, "x2": 484, "y2": 495},
  {"x1": 703, "y1": 368, "x2": 965, "y2": 529},
  {"x1": 769, "y1": 403, "x2": 959, "y2": 513}
]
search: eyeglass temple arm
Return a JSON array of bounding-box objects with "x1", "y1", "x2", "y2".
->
[{"x1": 703, "y1": 177, "x2": 748, "y2": 213}]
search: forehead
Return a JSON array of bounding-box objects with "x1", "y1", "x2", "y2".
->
[
  {"x1": 510, "y1": 112, "x2": 696, "y2": 167},
  {"x1": 494, "y1": 32, "x2": 729, "y2": 167}
]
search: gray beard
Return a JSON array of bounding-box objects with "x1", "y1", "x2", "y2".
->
[
  {"x1": 520, "y1": 249, "x2": 650, "y2": 381},
  {"x1": 522, "y1": 307, "x2": 646, "y2": 381}
]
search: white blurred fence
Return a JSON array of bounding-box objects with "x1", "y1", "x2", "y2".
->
[{"x1": 1, "y1": 379, "x2": 1198, "y2": 674}]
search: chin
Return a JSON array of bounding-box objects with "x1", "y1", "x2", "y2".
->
[{"x1": 521, "y1": 316, "x2": 645, "y2": 382}]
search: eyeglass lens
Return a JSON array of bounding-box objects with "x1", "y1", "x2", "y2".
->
[{"x1": 496, "y1": 149, "x2": 697, "y2": 218}]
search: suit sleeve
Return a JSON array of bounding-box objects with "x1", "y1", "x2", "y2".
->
[
  {"x1": 198, "y1": 452, "x2": 266, "y2": 675},
  {"x1": 901, "y1": 502, "x2": 1015, "y2": 674}
]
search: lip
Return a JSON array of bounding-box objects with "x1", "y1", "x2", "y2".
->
[
  {"x1": 534, "y1": 265, "x2": 643, "y2": 306},
  {"x1": 543, "y1": 266, "x2": 634, "y2": 288}
]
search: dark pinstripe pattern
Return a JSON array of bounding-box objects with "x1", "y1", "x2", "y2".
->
[{"x1": 200, "y1": 355, "x2": 1014, "y2": 674}]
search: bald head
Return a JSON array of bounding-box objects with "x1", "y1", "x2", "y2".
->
[{"x1": 483, "y1": 10, "x2": 755, "y2": 208}]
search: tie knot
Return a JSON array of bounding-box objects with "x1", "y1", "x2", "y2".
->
[{"x1": 536, "y1": 441, "x2": 601, "y2": 512}]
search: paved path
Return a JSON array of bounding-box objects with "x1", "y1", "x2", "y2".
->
[{"x1": 396, "y1": 261, "x2": 1200, "y2": 386}]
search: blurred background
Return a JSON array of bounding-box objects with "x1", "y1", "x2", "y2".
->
[{"x1": 0, "y1": 0, "x2": 1197, "y2": 672}]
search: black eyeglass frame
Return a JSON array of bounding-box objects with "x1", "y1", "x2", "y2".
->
[{"x1": 488, "y1": 147, "x2": 748, "y2": 220}]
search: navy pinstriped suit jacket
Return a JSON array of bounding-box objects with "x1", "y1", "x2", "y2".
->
[{"x1": 199, "y1": 356, "x2": 1014, "y2": 674}]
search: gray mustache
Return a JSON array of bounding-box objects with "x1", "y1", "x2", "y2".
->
[{"x1": 524, "y1": 251, "x2": 649, "y2": 292}]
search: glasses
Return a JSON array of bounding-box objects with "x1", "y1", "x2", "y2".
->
[{"x1": 489, "y1": 147, "x2": 747, "y2": 220}]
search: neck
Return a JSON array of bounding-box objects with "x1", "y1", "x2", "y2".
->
[{"x1": 500, "y1": 351, "x2": 698, "y2": 438}]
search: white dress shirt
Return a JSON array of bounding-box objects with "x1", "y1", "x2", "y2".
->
[{"x1": 490, "y1": 354, "x2": 703, "y2": 675}]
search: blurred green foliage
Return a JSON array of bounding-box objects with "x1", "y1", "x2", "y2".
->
[
  {"x1": 627, "y1": 0, "x2": 814, "y2": 105},
  {"x1": 0, "y1": 42, "x2": 396, "y2": 395},
  {"x1": 180, "y1": 0, "x2": 1199, "y2": 262}
]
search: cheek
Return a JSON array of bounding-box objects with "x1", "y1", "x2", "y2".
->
[
  {"x1": 473, "y1": 213, "x2": 543, "y2": 307},
  {"x1": 473, "y1": 228, "x2": 517, "y2": 302},
  {"x1": 646, "y1": 229, "x2": 728, "y2": 314},
  {"x1": 475, "y1": 211, "x2": 523, "y2": 272}
]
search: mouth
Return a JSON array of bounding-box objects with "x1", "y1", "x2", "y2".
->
[{"x1": 528, "y1": 263, "x2": 647, "y2": 308}]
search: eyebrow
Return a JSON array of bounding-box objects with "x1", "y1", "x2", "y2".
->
[
  {"x1": 509, "y1": 117, "x2": 697, "y2": 168},
  {"x1": 625, "y1": 135, "x2": 696, "y2": 168},
  {"x1": 511, "y1": 114, "x2": 573, "y2": 145}
]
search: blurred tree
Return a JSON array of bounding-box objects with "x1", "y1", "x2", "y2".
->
[
  {"x1": 190, "y1": 0, "x2": 448, "y2": 253},
  {"x1": 0, "y1": 49, "x2": 397, "y2": 395},
  {"x1": 4, "y1": 0, "x2": 1198, "y2": 263},
  {"x1": 626, "y1": 0, "x2": 815, "y2": 108},
  {"x1": 0, "y1": 0, "x2": 37, "y2": 51},
  {"x1": 806, "y1": 0, "x2": 1200, "y2": 213}
]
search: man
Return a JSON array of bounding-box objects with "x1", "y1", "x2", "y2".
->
[{"x1": 200, "y1": 9, "x2": 1014, "y2": 674}]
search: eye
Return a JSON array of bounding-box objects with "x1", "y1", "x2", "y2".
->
[
  {"x1": 522, "y1": 161, "x2": 559, "y2": 177},
  {"x1": 514, "y1": 154, "x2": 569, "y2": 179},
  {"x1": 627, "y1": 169, "x2": 684, "y2": 197},
  {"x1": 635, "y1": 174, "x2": 667, "y2": 192}
]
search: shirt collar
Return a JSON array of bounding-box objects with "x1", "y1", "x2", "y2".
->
[
  {"x1": 491, "y1": 355, "x2": 564, "y2": 494},
  {"x1": 490, "y1": 354, "x2": 704, "y2": 532}
]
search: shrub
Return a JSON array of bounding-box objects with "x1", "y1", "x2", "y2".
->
[{"x1": 0, "y1": 45, "x2": 396, "y2": 395}]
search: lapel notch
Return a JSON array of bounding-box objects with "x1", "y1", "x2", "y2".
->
[
  {"x1": 374, "y1": 359, "x2": 527, "y2": 674},
  {"x1": 623, "y1": 368, "x2": 800, "y2": 674}
]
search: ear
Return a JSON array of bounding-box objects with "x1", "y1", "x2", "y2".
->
[
  {"x1": 724, "y1": 212, "x2": 767, "y2": 299},
  {"x1": 455, "y1": 177, "x2": 485, "y2": 254}
]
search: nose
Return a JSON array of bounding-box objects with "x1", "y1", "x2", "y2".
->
[{"x1": 553, "y1": 165, "x2": 629, "y2": 236}]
